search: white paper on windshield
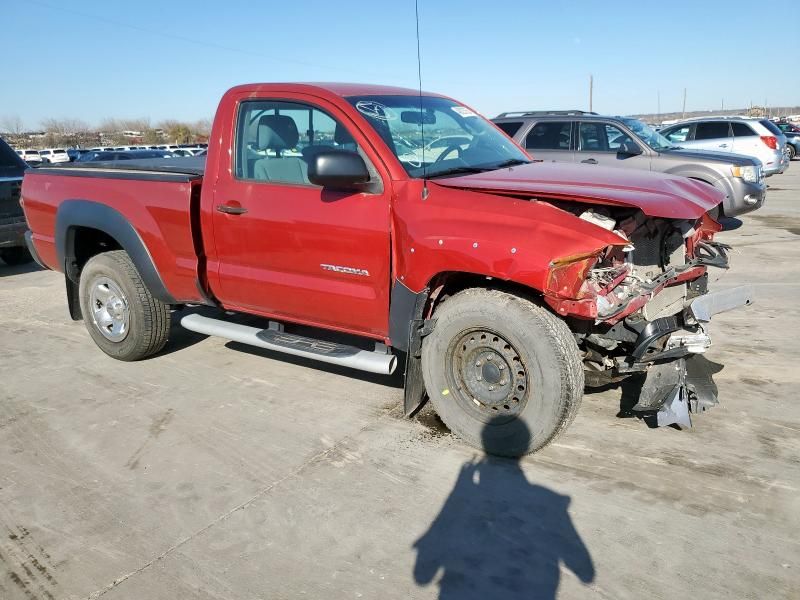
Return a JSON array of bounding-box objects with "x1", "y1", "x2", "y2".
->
[{"x1": 451, "y1": 106, "x2": 478, "y2": 118}]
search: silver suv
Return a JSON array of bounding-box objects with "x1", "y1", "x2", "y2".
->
[
  {"x1": 493, "y1": 111, "x2": 765, "y2": 217},
  {"x1": 659, "y1": 116, "x2": 789, "y2": 177}
]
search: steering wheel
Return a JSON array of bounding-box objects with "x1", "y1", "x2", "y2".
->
[{"x1": 433, "y1": 144, "x2": 465, "y2": 164}]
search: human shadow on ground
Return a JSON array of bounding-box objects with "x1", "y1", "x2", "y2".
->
[{"x1": 413, "y1": 417, "x2": 595, "y2": 599}]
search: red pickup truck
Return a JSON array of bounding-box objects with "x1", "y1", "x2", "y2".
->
[{"x1": 21, "y1": 83, "x2": 752, "y2": 456}]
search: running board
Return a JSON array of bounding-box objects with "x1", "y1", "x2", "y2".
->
[{"x1": 180, "y1": 314, "x2": 397, "y2": 375}]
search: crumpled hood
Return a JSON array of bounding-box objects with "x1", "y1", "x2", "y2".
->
[{"x1": 434, "y1": 161, "x2": 723, "y2": 219}]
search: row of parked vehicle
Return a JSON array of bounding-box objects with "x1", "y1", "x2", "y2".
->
[
  {"x1": 14, "y1": 144, "x2": 208, "y2": 165},
  {"x1": 492, "y1": 112, "x2": 795, "y2": 218}
]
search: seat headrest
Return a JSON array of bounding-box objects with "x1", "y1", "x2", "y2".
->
[
  {"x1": 334, "y1": 123, "x2": 355, "y2": 146},
  {"x1": 257, "y1": 115, "x2": 299, "y2": 151}
]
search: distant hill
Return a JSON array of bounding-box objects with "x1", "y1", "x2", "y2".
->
[{"x1": 630, "y1": 106, "x2": 800, "y2": 125}]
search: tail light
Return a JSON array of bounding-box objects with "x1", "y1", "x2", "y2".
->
[{"x1": 760, "y1": 135, "x2": 777, "y2": 150}]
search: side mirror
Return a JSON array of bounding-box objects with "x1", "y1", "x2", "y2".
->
[
  {"x1": 308, "y1": 150, "x2": 370, "y2": 190},
  {"x1": 618, "y1": 140, "x2": 643, "y2": 156}
]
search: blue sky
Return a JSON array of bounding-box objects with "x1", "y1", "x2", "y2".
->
[{"x1": 5, "y1": 0, "x2": 799, "y2": 128}]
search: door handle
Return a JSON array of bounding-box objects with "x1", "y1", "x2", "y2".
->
[
  {"x1": 581, "y1": 158, "x2": 598, "y2": 164},
  {"x1": 217, "y1": 204, "x2": 248, "y2": 215},
  {"x1": 719, "y1": 144, "x2": 728, "y2": 148}
]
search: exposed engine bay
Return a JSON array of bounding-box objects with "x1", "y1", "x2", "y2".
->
[{"x1": 541, "y1": 202, "x2": 753, "y2": 428}]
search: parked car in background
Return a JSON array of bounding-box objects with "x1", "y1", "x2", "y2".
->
[
  {"x1": 38, "y1": 148, "x2": 70, "y2": 164},
  {"x1": 76, "y1": 149, "x2": 178, "y2": 162},
  {"x1": 16, "y1": 149, "x2": 43, "y2": 165},
  {"x1": 492, "y1": 110, "x2": 765, "y2": 217},
  {"x1": 659, "y1": 117, "x2": 789, "y2": 176},
  {"x1": 171, "y1": 147, "x2": 204, "y2": 157},
  {"x1": 773, "y1": 121, "x2": 800, "y2": 160},
  {"x1": 66, "y1": 148, "x2": 95, "y2": 162},
  {"x1": 0, "y1": 136, "x2": 31, "y2": 265}
]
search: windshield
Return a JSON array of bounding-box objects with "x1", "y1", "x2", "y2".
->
[
  {"x1": 620, "y1": 118, "x2": 675, "y2": 151},
  {"x1": 346, "y1": 95, "x2": 530, "y2": 178}
]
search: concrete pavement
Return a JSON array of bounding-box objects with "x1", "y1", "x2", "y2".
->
[{"x1": 1, "y1": 169, "x2": 799, "y2": 599}]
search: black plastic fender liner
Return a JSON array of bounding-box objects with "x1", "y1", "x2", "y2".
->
[
  {"x1": 55, "y1": 200, "x2": 177, "y2": 305},
  {"x1": 65, "y1": 275, "x2": 82, "y2": 321},
  {"x1": 389, "y1": 280, "x2": 432, "y2": 416}
]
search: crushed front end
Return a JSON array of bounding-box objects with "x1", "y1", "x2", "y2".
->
[{"x1": 543, "y1": 207, "x2": 753, "y2": 427}]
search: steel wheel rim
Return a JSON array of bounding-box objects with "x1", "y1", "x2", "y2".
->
[
  {"x1": 446, "y1": 328, "x2": 530, "y2": 423},
  {"x1": 89, "y1": 276, "x2": 130, "y2": 342}
]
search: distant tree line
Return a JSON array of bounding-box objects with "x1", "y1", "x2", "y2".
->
[{"x1": 0, "y1": 115, "x2": 212, "y2": 148}]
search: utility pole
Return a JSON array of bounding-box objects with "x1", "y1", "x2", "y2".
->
[
  {"x1": 721, "y1": 98, "x2": 724, "y2": 112},
  {"x1": 589, "y1": 74, "x2": 593, "y2": 112},
  {"x1": 682, "y1": 88, "x2": 687, "y2": 120},
  {"x1": 657, "y1": 90, "x2": 661, "y2": 120}
]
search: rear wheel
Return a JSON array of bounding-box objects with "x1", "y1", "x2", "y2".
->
[
  {"x1": 421, "y1": 288, "x2": 584, "y2": 457},
  {"x1": 0, "y1": 246, "x2": 32, "y2": 266},
  {"x1": 78, "y1": 250, "x2": 171, "y2": 361}
]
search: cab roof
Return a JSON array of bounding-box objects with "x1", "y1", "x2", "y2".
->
[{"x1": 226, "y1": 82, "x2": 442, "y2": 98}]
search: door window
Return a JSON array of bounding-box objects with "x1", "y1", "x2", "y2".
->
[
  {"x1": 235, "y1": 100, "x2": 362, "y2": 185},
  {"x1": 577, "y1": 122, "x2": 633, "y2": 151},
  {"x1": 604, "y1": 124, "x2": 633, "y2": 150},
  {"x1": 663, "y1": 126, "x2": 691, "y2": 143},
  {"x1": 495, "y1": 121, "x2": 524, "y2": 137},
  {"x1": 731, "y1": 122, "x2": 757, "y2": 137},
  {"x1": 525, "y1": 121, "x2": 571, "y2": 150},
  {"x1": 694, "y1": 122, "x2": 730, "y2": 140}
]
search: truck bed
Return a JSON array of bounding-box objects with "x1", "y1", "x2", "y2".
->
[
  {"x1": 23, "y1": 160, "x2": 206, "y2": 303},
  {"x1": 34, "y1": 156, "x2": 206, "y2": 181}
]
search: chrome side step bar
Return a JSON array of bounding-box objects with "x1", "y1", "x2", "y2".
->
[{"x1": 180, "y1": 314, "x2": 397, "y2": 375}]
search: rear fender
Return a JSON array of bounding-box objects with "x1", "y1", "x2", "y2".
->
[{"x1": 55, "y1": 200, "x2": 176, "y2": 304}]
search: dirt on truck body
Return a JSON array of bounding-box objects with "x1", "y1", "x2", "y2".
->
[{"x1": 21, "y1": 82, "x2": 753, "y2": 456}]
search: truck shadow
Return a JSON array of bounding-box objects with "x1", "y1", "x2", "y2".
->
[
  {"x1": 0, "y1": 261, "x2": 43, "y2": 277},
  {"x1": 412, "y1": 417, "x2": 595, "y2": 599},
  {"x1": 223, "y1": 341, "x2": 405, "y2": 388},
  {"x1": 151, "y1": 308, "x2": 209, "y2": 357}
]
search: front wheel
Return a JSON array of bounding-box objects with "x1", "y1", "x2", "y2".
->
[
  {"x1": 79, "y1": 250, "x2": 171, "y2": 361},
  {"x1": 787, "y1": 144, "x2": 796, "y2": 160},
  {"x1": 421, "y1": 289, "x2": 584, "y2": 457}
]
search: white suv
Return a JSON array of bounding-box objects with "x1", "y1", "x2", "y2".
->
[
  {"x1": 37, "y1": 148, "x2": 71, "y2": 164},
  {"x1": 16, "y1": 149, "x2": 43, "y2": 165},
  {"x1": 660, "y1": 117, "x2": 789, "y2": 176}
]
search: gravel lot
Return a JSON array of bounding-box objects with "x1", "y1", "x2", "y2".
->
[{"x1": 1, "y1": 169, "x2": 799, "y2": 600}]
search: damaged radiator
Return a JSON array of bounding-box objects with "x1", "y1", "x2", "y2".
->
[{"x1": 630, "y1": 228, "x2": 687, "y2": 320}]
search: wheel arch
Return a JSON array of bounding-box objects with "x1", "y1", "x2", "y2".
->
[
  {"x1": 55, "y1": 200, "x2": 176, "y2": 305},
  {"x1": 390, "y1": 270, "x2": 547, "y2": 418}
]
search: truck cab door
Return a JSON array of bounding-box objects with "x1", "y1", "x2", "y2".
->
[
  {"x1": 576, "y1": 121, "x2": 651, "y2": 170},
  {"x1": 207, "y1": 96, "x2": 392, "y2": 339}
]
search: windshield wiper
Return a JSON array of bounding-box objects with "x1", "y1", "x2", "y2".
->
[
  {"x1": 427, "y1": 166, "x2": 490, "y2": 179},
  {"x1": 491, "y1": 158, "x2": 531, "y2": 169}
]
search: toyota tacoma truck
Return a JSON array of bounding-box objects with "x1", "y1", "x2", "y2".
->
[{"x1": 21, "y1": 83, "x2": 753, "y2": 456}]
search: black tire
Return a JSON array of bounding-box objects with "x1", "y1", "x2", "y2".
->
[
  {"x1": 787, "y1": 144, "x2": 796, "y2": 160},
  {"x1": 78, "y1": 250, "x2": 171, "y2": 361},
  {"x1": 0, "y1": 246, "x2": 32, "y2": 266},
  {"x1": 421, "y1": 288, "x2": 584, "y2": 457}
]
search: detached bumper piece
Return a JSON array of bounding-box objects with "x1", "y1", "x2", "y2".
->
[
  {"x1": 632, "y1": 355, "x2": 722, "y2": 427},
  {"x1": 630, "y1": 285, "x2": 753, "y2": 427}
]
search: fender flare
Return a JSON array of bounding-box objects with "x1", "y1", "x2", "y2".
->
[{"x1": 55, "y1": 199, "x2": 177, "y2": 304}]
